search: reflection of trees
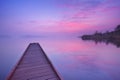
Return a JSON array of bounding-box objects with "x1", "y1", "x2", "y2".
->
[{"x1": 82, "y1": 36, "x2": 120, "y2": 48}]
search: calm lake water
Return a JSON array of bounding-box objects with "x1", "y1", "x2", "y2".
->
[{"x1": 0, "y1": 37, "x2": 120, "y2": 80}]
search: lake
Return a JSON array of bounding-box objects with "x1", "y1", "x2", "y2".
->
[{"x1": 0, "y1": 37, "x2": 120, "y2": 80}]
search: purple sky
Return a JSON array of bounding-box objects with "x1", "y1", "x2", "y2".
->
[{"x1": 0, "y1": 0, "x2": 120, "y2": 37}]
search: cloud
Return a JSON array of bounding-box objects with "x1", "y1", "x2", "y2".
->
[
  {"x1": 0, "y1": 0, "x2": 120, "y2": 36},
  {"x1": 56, "y1": 0, "x2": 120, "y2": 26},
  {"x1": 55, "y1": 0, "x2": 106, "y2": 22}
]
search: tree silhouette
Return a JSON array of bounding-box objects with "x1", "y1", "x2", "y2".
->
[{"x1": 115, "y1": 25, "x2": 120, "y2": 31}]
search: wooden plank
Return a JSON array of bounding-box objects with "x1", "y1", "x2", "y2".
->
[
  {"x1": 12, "y1": 69, "x2": 55, "y2": 79},
  {"x1": 7, "y1": 43, "x2": 62, "y2": 80},
  {"x1": 18, "y1": 63, "x2": 50, "y2": 69}
]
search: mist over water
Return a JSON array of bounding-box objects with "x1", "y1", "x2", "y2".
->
[{"x1": 0, "y1": 37, "x2": 120, "y2": 80}]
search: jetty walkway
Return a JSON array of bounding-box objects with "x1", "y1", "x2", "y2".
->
[{"x1": 7, "y1": 43, "x2": 61, "y2": 80}]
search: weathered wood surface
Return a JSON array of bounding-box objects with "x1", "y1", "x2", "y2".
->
[{"x1": 7, "y1": 43, "x2": 61, "y2": 80}]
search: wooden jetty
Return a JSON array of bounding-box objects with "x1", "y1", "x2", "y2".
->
[{"x1": 7, "y1": 43, "x2": 61, "y2": 80}]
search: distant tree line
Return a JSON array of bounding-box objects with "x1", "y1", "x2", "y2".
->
[{"x1": 81, "y1": 25, "x2": 120, "y2": 47}]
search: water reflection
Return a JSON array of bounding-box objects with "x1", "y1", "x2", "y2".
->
[
  {"x1": 81, "y1": 38, "x2": 120, "y2": 48},
  {"x1": 0, "y1": 37, "x2": 120, "y2": 80}
]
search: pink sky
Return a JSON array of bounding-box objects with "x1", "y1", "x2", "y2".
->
[{"x1": 0, "y1": 0, "x2": 120, "y2": 37}]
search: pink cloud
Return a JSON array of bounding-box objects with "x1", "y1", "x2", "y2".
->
[{"x1": 6, "y1": 0, "x2": 120, "y2": 36}]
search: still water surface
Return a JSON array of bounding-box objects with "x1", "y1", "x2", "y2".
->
[{"x1": 0, "y1": 37, "x2": 120, "y2": 80}]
